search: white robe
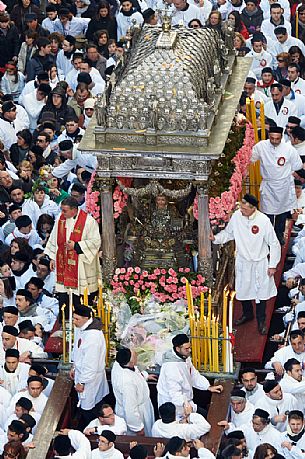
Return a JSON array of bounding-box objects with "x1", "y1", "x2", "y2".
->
[
  {"x1": 0, "y1": 362, "x2": 29, "y2": 395},
  {"x1": 213, "y1": 209, "x2": 281, "y2": 301},
  {"x1": 0, "y1": 338, "x2": 47, "y2": 365},
  {"x1": 84, "y1": 415, "x2": 127, "y2": 435},
  {"x1": 264, "y1": 99, "x2": 298, "y2": 128},
  {"x1": 230, "y1": 401, "x2": 255, "y2": 428},
  {"x1": 116, "y1": 11, "x2": 143, "y2": 40},
  {"x1": 246, "y1": 50, "x2": 273, "y2": 80},
  {"x1": 241, "y1": 384, "x2": 265, "y2": 405},
  {"x1": 254, "y1": 393, "x2": 298, "y2": 431},
  {"x1": 280, "y1": 430, "x2": 305, "y2": 459},
  {"x1": 291, "y1": 77, "x2": 305, "y2": 96},
  {"x1": 251, "y1": 139, "x2": 302, "y2": 214},
  {"x1": 265, "y1": 345, "x2": 305, "y2": 375},
  {"x1": 91, "y1": 446, "x2": 124, "y2": 459},
  {"x1": 8, "y1": 389, "x2": 47, "y2": 416},
  {"x1": 171, "y1": 3, "x2": 204, "y2": 26},
  {"x1": 157, "y1": 350, "x2": 210, "y2": 413},
  {"x1": 111, "y1": 361, "x2": 154, "y2": 435},
  {"x1": 280, "y1": 374, "x2": 305, "y2": 413},
  {"x1": 56, "y1": 430, "x2": 91, "y2": 459},
  {"x1": 152, "y1": 412, "x2": 211, "y2": 440},
  {"x1": 44, "y1": 209, "x2": 101, "y2": 295},
  {"x1": 72, "y1": 318, "x2": 109, "y2": 410}
]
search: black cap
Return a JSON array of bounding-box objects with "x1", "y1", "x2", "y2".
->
[
  {"x1": 263, "y1": 380, "x2": 278, "y2": 393},
  {"x1": 288, "y1": 116, "x2": 301, "y2": 125},
  {"x1": 15, "y1": 215, "x2": 32, "y2": 229},
  {"x1": 243, "y1": 193, "x2": 259, "y2": 207},
  {"x1": 16, "y1": 397, "x2": 33, "y2": 411},
  {"x1": 254, "y1": 408, "x2": 269, "y2": 420},
  {"x1": 116, "y1": 347, "x2": 131, "y2": 366},
  {"x1": 246, "y1": 77, "x2": 256, "y2": 84},
  {"x1": 77, "y1": 72, "x2": 92, "y2": 85},
  {"x1": 59, "y1": 140, "x2": 73, "y2": 152},
  {"x1": 269, "y1": 126, "x2": 284, "y2": 134},
  {"x1": 18, "y1": 320, "x2": 35, "y2": 333},
  {"x1": 3, "y1": 306, "x2": 18, "y2": 316},
  {"x1": 16, "y1": 289, "x2": 33, "y2": 302},
  {"x1": 5, "y1": 349, "x2": 19, "y2": 359},
  {"x1": 261, "y1": 67, "x2": 273, "y2": 75},
  {"x1": 8, "y1": 204, "x2": 21, "y2": 214},
  {"x1": 230, "y1": 389, "x2": 246, "y2": 399},
  {"x1": 2, "y1": 325, "x2": 18, "y2": 337},
  {"x1": 37, "y1": 72, "x2": 49, "y2": 82},
  {"x1": 101, "y1": 430, "x2": 116, "y2": 443},
  {"x1": 172, "y1": 333, "x2": 189, "y2": 347},
  {"x1": 20, "y1": 413, "x2": 36, "y2": 429},
  {"x1": 73, "y1": 304, "x2": 92, "y2": 318}
]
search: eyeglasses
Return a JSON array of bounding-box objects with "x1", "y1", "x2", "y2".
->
[
  {"x1": 277, "y1": 58, "x2": 284, "y2": 62},
  {"x1": 85, "y1": 107, "x2": 94, "y2": 111},
  {"x1": 36, "y1": 139, "x2": 45, "y2": 143}
]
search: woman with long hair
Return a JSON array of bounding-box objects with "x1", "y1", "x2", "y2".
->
[
  {"x1": 206, "y1": 10, "x2": 222, "y2": 32},
  {"x1": 228, "y1": 11, "x2": 249, "y2": 39},
  {"x1": 0, "y1": 277, "x2": 15, "y2": 307},
  {"x1": 289, "y1": 45, "x2": 305, "y2": 77},
  {"x1": 253, "y1": 443, "x2": 284, "y2": 459},
  {"x1": 86, "y1": 1, "x2": 117, "y2": 41},
  {"x1": 234, "y1": 32, "x2": 250, "y2": 55},
  {"x1": 0, "y1": 62, "x2": 25, "y2": 102}
]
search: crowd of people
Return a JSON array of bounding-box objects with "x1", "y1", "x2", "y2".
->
[{"x1": 0, "y1": 0, "x2": 303, "y2": 456}]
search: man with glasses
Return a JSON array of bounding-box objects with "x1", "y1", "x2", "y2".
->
[
  {"x1": 92, "y1": 430, "x2": 124, "y2": 459},
  {"x1": 210, "y1": 193, "x2": 281, "y2": 333},
  {"x1": 83, "y1": 404, "x2": 127, "y2": 436},
  {"x1": 285, "y1": 116, "x2": 301, "y2": 142}
]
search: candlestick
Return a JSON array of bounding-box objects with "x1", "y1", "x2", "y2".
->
[
  {"x1": 61, "y1": 304, "x2": 67, "y2": 364},
  {"x1": 260, "y1": 101, "x2": 266, "y2": 140},
  {"x1": 68, "y1": 289, "x2": 73, "y2": 363},
  {"x1": 215, "y1": 318, "x2": 219, "y2": 372}
]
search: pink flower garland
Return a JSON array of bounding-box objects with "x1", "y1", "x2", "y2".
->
[
  {"x1": 110, "y1": 266, "x2": 208, "y2": 303},
  {"x1": 85, "y1": 173, "x2": 129, "y2": 221},
  {"x1": 193, "y1": 122, "x2": 255, "y2": 225}
]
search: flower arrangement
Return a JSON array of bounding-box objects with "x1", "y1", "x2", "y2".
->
[
  {"x1": 86, "y1": 171, "x2": 100, "y2": 221},
  {"x1": 193, "y1": 121, "x2": 255, "y2": 227},
  {"x1": 85, "y1": 175, "x2": 130, "y2": 221},
  {"x1": 113, "y1": 186, "x2": 128, "y2": 219},
  {"x1": 109, "y1": 266, "x2": 208, "y2": 309}
]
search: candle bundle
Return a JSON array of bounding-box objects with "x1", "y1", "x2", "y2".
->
[{"x1": 186, "y1": 281, "x2": 235, "y2": 373}]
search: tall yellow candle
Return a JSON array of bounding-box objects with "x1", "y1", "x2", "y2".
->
[
  {"x1": 260, "y1": 101, "x2": 266, "y2": 140},
  {"x1": 246, "y1": 98, "x2": 251, "y2": 122},
  {"x1": 215, "y1": 318, "x2": 219, "y2": 372},
  {"x1": 222, "y1": 286, "x2": 228, "y2": 333},
  {"x1": 83, "y1": 287, "x2": 89, "y2": 306},
  {"x1": 97, "y1": 279, "x2": 103, "y2": 318},
  {"x1": 250, "y1": 98, "x2": 259, "y2": 143},
  {"x1": 61, "y1": 304, "x2": 67, "y2": 364}
]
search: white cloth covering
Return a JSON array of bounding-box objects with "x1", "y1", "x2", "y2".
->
[{"x1": 152, "y1": 412, "x2": 211, "y2": 440}]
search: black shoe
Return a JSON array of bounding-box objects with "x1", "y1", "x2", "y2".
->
[
  {"x1": 234, "y1": 315, "x2": 254, "y2": 326},
  {"x1": 258, "y1": 320, "x2": 267, "y2": 335}
]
